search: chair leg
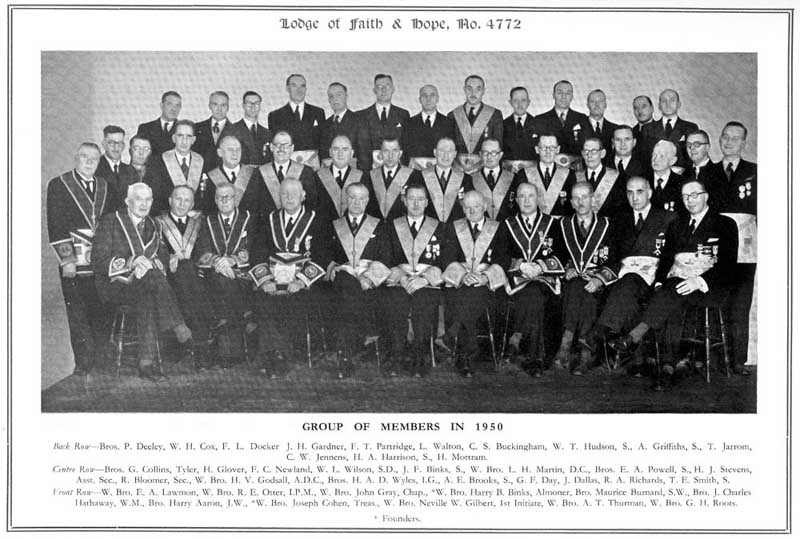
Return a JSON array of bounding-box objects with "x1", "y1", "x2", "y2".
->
[
  {"x1": 718, "y1": 308, "x2": 732, "y2": 378},
  {"x1": 317, "y1": 304, "x2": 329, "y2": 359},
  {"x1": 501, "y1": 301, "x2": 512, "y2": 359},
  {"x1": 374, "y1": 338, "x2": 381, "y2": 372},
  {"x1": 704, "y1": 308, "x2": 712, "y2": 383},
  {"x1": 429, "y1": 333, "x2": 436, "y2": 368},
  {"x1": 485, "y1": 308, "x2": 498, "y2": 370},
  {"x1": 155, "y1": 338, "x2": 165, "y2": 377},
  {"x1": 306, "y1": 315, "x2": 312, "y2": 368},
  {"x1": 115, "y1": 312, "x2": 126, "y2": 379}
]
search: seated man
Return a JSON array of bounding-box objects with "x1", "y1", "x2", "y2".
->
[
  {"x1": 381, "y1": 182, "x2": 446, "y2": 376},
  {"x1": 92, "y1": 182, "x2": 192, "y2": 382},
  {"x1": 195, "y1": 183, "x2": 254, "y2": 368},
  {"x1": 326, "y1": 183, "x2": 390, "y2": 377},
  {"x1": 250, "y1": 179, "x2": 332, "y2": 378},
  {"x1": 502, "y1": 182, "x2": 564, "y2": 376},
  {"x1": 155, "y1": 185, "x2": 212, "y2": 367},
  {"x1": 555, "y1": 182, "x2": 618, "y2": 375},
  {"x1": 441, "y1": 191, "x2": 508, "y2": 377},
  {"x1": 611, "y1": 180, "x2": 738, "y2": 388}
]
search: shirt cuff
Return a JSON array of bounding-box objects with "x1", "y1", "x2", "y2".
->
[{"x1": 697, "y1": 276, "x2": 709, "y2": 293}]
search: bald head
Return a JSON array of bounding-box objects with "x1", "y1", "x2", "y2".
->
[
  {"x1": 419, "y1": 84, "x2": 439, "y2": 114},
  {"x1": 462, "y1": 190, "x2": 487, "y2": 223},
  {"x1": 280, "y1": 178, "x2": 305, "y2": 213}
]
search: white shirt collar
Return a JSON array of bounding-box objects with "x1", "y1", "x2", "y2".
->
[
  {"x1": 554, "y1": 107, "x2": 569, "y2": 117},
  {"x1": 348, "y1": 211, "x2": 364, "y2": 224},
  {"x1": 589, "y1": 116, "x2": 604, "y2": 128},
  {"x1": 634, "y1": 203, "x2": 652, "y2": 221},
  {"x1": 175, "y1": 151, "x2": 191, "y2": 161},
  {"x1": 283, "y1": 207, "x2": 302, "y2": 220},
  {"x1": 212, "y1": 117, "x2": 227, "y2": 128},
  {"x1": 375, "y1": 103, "x2": 391, "y2": 116},
  {"x1": 128, "y1": 211, "x2": 143, "y2": 227},
  {"x1": 484, "y1": 166, "x2": 500, "y2": 178},
  {"x1": 170, "y1": 212, "x2": 187, "y2": 223},
  {"x1": 243, "y1": 118, "x2": 258, "y2": 129},
  {"x1": 161, "y1": 118, "x2": 174, "y2": 130},
  {"x1": 690, "y1": 206, "x2": 710, "y2": 227},
  {"x1": 224, "y1": 164, "x2": 241, "y2": 177},
  {"x1": 383, "y1": 164, "x2": 399, "y2": 176},
  {"x1": 423, "y1": 112, "x2": 436, "y2": 125},
  {"x1": 616, "y1": 155, "x2": 632, "y2": 168},
  {"x1": 407, "y1": 215, "x2": 424, "y2": 228},
  {"x1": 220, "y1": 210, "x2": 236, "y2": 221},
  {"x1": 333, "y1": 164, "x2": 349, "y2": 177},
  {"x1": 291, "y1": 101, "x2": 305, "y2": 116},
  {"x1": 654, "y1": 171, "x2": 671, "y2": 184},
  {"x1": 104, "y1": 155, "x2": 120, "y2": 167},
  {"x1": 586, "y1": 164, "x2": 604, "y2": 176},
  {"x1": 662, "y1": 115, "x2": 678, "y2": 127},
  {"x1": 722, "y1": 156, "x2": 741, "y2": 170},
  {"x1": 75, "y1": 170, "x2": 94, "y2": 183},
  {"x1": 470, "y1": 218, "x2": 486, "y2": 231},
  {"x1": 515, "y1": 114, "x2": 527, "y2": 123},
  {"x1": 693, "y1": 158, "x2": 710, "y2": 170},
  {"x1": 332, "y1": 109, "x2": 349, "y2": 120},
  {"x1": 435, "y1": 166, "x2": 451, "y2": 179}
]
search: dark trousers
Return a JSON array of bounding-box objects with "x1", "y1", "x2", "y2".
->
[
  {"x1": 727, "y1": 263, "x2": 756, "y2": 366},
  {"x1": 382, "y1": 287, "x2": 439, "y2": 361},
  {"x1": 561, "y1": 277, "x2": 603, "y2": 339},
  {"x1": 102, "y1": 270, "x2": 184, "y2": 367},
  {"x1": 331, "y1": 273, "x2": 382, "y2": 354},
  {"x1": 60, "y1": 275, "x2": 108, "y2": 372},
  {"x1": 445, "y1": 286, "x2": 489, "y2": 355},
  {"x1": 511, "y1": 282, "x2": 554, "y2": 358},
  {"x1": 205, "y1": 272, "x2": 251, "y2": 361},
  {"x1": 257, "y1": 288, "x2": 319, "y2": 359},
  {"x1": 597, "y1": 273, "x2": 651, "y2": 334},
  {"x1": 168, "y1": 261, "x2": 210, "y2": 341}
]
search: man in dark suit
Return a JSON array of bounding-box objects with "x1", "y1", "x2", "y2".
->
[
  {"x1": 533, "y1": 80, "x2": 589, "y2": 157},
  {"x1": 606, "y1": 125, "x2": 646, "y2": 179},
  {"x1": 319, "y1": 82, "x2": 360, "y2": 164},
  {"x1": 650, "y1": 140, "x2": 685, "y2": 214},
  {"x1": 317, "y1": 135, "x2": 372, "y2": 222},
  {"x1": 255, "y1": 131, "x2": 322, "y2": 217},
  {"x1": 581, "y1": 89, "x2": 619, "y2": 155},
  {"x1": 136, "y1": 90, "x2": 182, "y2": 159},
  {"x1": 631, "y1": 95, "x2": 655, "y2": 164},
  {"x1": 518, "y1": 133, "x2": 572, "y2": 216},
  {"x1": 47, "y1": 142, "x2": 117, "y2": 376},
  {"x1": 685, "y1": 129, "x2": 715, "y2": 181},
  {"x1": 147, "y1": 119, "x2": 205, "y2": 214},
  {"x1": 128, "y1": 135, "x2": 152, "y2": 183},
  {"x1": 97, "y1": 125, "x2": 139, "y2": 209},
  {"x1": 448, "y1": 74, "x2": 504, "y2": 158},
  {"x1": 502, "y1": 86, "x2": 538, "y2": 162},
  {"x1": 364, "y1": 137, "x2": 419, "y2": 222},
  {"x1": 230, "y1": 91, "x2": 271, "y2": 166},
  {"x1": 561, "y1": 137, "x2": 626, "y2": 218},
  {"x1": 707, "y1": 121, "x2": 757, "y2": 375},
  {"x1": 194, "y1": 91, "x2": 237, "y2": 173},
  {"x1": 402, "y1": 84, "x2": 455, "y2": 165},
  {"x1": 356, "y1": 74, "x2": 410, "y2": 170},
  {"x1": 204, "y1": 135, "x2": 261, "y2": 216},
  {"x1": 583, "y1": 176, "x2": 677, "y2": 370},
  {"x1": 474, "y1": 138, "x2": 519, "y2": 222},
  {"x1": 640, "y1": 89, "x2": 699, "y2": 171},
  {"x1": 611, "y1": 180, "x2": 739, "y2": 387},
  {"x1": 418, "y1": 137, "x2": 473, "y2": 224},
  {"x1": 268, "y1": 74, "x2": 326, "y2": 164},
  {"x1": 92, "y1": 182, "x2": 192, "y2": 382}
]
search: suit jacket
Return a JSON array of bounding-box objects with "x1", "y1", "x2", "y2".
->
[
  {"x1": 558, "y1": 214, "x2": 617, "y2": 283},
  {"x1": 155, "y1": 212, "x2": 203, "y2": 260},
  {"x1": 684, "y1": 159, "x2": 716, "y2": 183},
  {"x1": 193, "y1": 117, "x2": 237, "y2": 172},
  {"x1": 194, "y1": 209, "x2": 254, "y2": 277},
  {"x1": 229, "y1": 119, "x2": 271, "y2": 166},
  {"x1": 365, "y1": 166, "x2": 421, "y2": 222},
  {"x1": 329, "y1": 213, "x2": 387, "y2": 267},
  {"x1": 448, "y1": 103, "x2": 504, "y2": 155},
  {"x1": 517, "y1": 164, "x2": 573, "y2": 216},
  {"x1": 147, "y1": 150, "x2": 205, "y2": 215},
  {"x1": 203, "y1": 165, "x2": 262, "y2": 216},
  {"x1": 419, "y1": 168, "x2": 474, "y2": 223},
  {"x1": 562, "y1": 167, "x2": 627, "y2": 218},
  {"x1": 650, "y1": 170, "x2": 685, "y2": 214},
  {"x1": 610, "y1": 206, "x2": 677, "y2": 274},
  {"x1": 533, "y1": 108, "x2": 589, "y2": 156},
  {"x1": 383, "y1": 215, "x2": 446, "y2": 272},
  {"x1": 356, "y1": 104, "x2": 410, "y2": 170},
  {"x1": 136, "y1": 118, "x2": 176, "y2": 160},
  {"x1": 319, "y1": 109, "x2": 360, "y2": 158},
  {"x1": 502, "y1": 113, "x2": 539, "y2": 161},
  {"x1": 472, "y1": 168, "x2": 519, "y2": 222},
  {"x1": 401, "y1": 112, "x2": 455, "y2": 161},
  {"x1": 656, "y1": 210, "x2": 739, "y2": 290},
  {"x1": 640, "y1": 117, "x2": 699, "y2": 170},
  {"x1": 580, "y1": 116, "x2": 619, "y2": 157},
  {"x1": 632, "y1": 121, "x2": 654, "y2": 163},
  {"x1": 315, "y1": 166, "x2": 372, "y2": 222},
  {"x1": 252, "y1": 207, "x2": 333, "y2": 271},
  {"x1": 254, "y1": 161, "x2": 321, "y2": 217},
  {"x1": 605, "y1": 155, "x2": 646, "y2": 181},
  {"x1": 707, "y1": 159, "x2": 757, "y2": 215},
  {"x1": 441, "y1": 218, "x2": 510, "y2": 290},
  {"x1": 95, "y1": 157, "x2": 138, "y2": 209},
  {"x1": 268, "y1": 102, "x2": 326, "y2": 152},
  {"x1": 502, "y1": 212, "x2": 564, "y2": 293}
]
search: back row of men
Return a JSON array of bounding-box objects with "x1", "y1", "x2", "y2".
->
[{"x1": 130, "y1": 75, "x2": 733, "y2": 176}]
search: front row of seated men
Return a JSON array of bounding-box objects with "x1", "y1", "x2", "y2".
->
[{"x1": 48, "y1": 142, "x2": 737, "y2": 388}]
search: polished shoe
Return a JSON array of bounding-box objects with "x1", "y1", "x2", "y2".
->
[
  {"x1": 554, "y1": 345, "x2": 571, "y2": 369},
  {"x1": 138, "y1": 365, "x2": 167, "y2": 383},
  {"x1": 572, "y1": 349, "x2": 593, "y2": 376},
  {"x1": 651, "y1": 365, "x2": 674, "y2": 392},
  {"x1": 577, "y1": 337, "x2": 596, "y2": 353},
  {"x1": 609, "y1": 334, "x2": 636, "y2": 354},
  {"x1": 524, "y1": 358, "x2": 543, "y2": 378}
]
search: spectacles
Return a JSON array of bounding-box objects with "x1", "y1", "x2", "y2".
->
[
  {"x1": 582, "y1": 148, "x2": 602, "y2": 155},
  {"x1": 681, "y1": 192, "x2": 707, "y2": 201},
  {"x1": 217, "y1": 195, "x2": 236, "y2": 201},
  {"x1": 272, "y1": 143, "x2": 292, "y2": 150},
  {"x1": 538, "y1": 145, "x2": 559, "y2": 152},
  {"x1": 686, "y1": 142, "x2": 709, "y2": 149},
  {"x1": 481, "y1": 151, "x2": 502, "y2": 157}
]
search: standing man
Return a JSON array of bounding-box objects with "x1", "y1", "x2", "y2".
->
[
  {"x1": 555, "y1": 182, "x2": 618, "y2": 375},
  {"x1": 136, "y1": 90, "x2": 182, "y2": 158},
  {"x1": 155, "y1": 185, "x2": 211, "y2": 368},
  {"x1": 502, "y1": 182, "x2": 564, "y2": 375},
  {"x1": 194, "y1": 91, "x2": 236, "y2": 173},
  {"x1": 402, "y1": 84, "x2": 455, "y2": 166},
  {"x1": 563, "y1": 137, "x2": 626, "y2": 218},
  {"x1": 256, "y1": 131, "x2": 321, "y2": 216},
  {"x1": 356, "y1": 74, "x2": 410, "y2": 170},
  {"x1": 611, "y1": 180, "x2": 738, "y2": 388},
  {"x1": 326, "y1": 183, "x2": 391, "y2": 377},
  {"x1": 317, "y1": 135, "x2": 371, "y2": 221},
  {"x1": 230, "y1": 91, "x2": 271, "y2": 166},
  {"x1": 441, "y1": 191, "x2": 509, "y2": 376},
  {"x1": 533, "y1": 80, "x2": 589, "y2": 157},
  {"x1": 381, "y1": 182, "x2": 446, "y2": 376},
  {"x1": 148, "y1": 119, "x2": 204, "y2": 214},
  {"x1": 707, "y1": 121, "x2": 757, "y2": 375},
  {"x1": 92, "y1": 183, "x2": 192, "y2": 382},
  {"x1": 581, "y1": 89, "x2": 619, "y2": 154},
  {"x1": 502, "y1": 86, "x2": 539, "y2": 162},
  {"x1": 520, "y1": 133, "x2": 572, "y2": 216},
  {"x1": 640, "y1": 89, "x2": 699, "y2": 171},
  {"x1": 685, "y1": 129, "x2": 716, "y2": 181},
  {"x1": 204, "y1": 135, "x2": 261, "y2": 215},
  {"x1": 268, "y1": 74, "x2": 326, "y2": 166},
  {"x1": 650, "y1": 140, "x2": 685, "y2": 213},
  {"x1": 129, "y1": 135, "x2": 153, "y2": 183},
  {"x1": 319, "y1": 82, "x2": 360, "y2": 163},
  {"x1": 97, "y1": 125, "x2": 139, "y2": 209},
  {"x1": 365, "y1": 137, "x2": 418, "y2": 222},
  {"x1": 631, "y1": 95, "x2": 655, "y2": 147},
  {"x1": 448, "y1": 75, "x2": 504, "y2": 163},
  {"x1": 473, "y1": 138, "x2": 518, "y2": 222},
  {"x1": 606, "y1": 125, "x2": 645, "y2": 179},
  {"x1": 419, "y1": 138, "x2": 473, "y2": 224},
  {"x1": 47, "y1": 142, "x2": 116, "y2": 376}
]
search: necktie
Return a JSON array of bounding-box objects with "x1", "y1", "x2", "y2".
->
[
  {"x1": 516, "y1": 117, "x2": 523, "y2": 130},
  {"x1": 409, "y1": 220, "x2": 418, "y2": 237},
  {"x1": 294, "y1": 107, "x2": 301, "y2": 121},
  {"x1": 137, "y1": 219, "x2": 145, "y2": 237},
  {"x1": 385, "y1": 169, "x2": 393, "y2": 186},
  {"x1": 439, "y1": 171, "x2": 447, "y2": 191},
  {"x1": 468, "y1": 107, "x2": 476, "y2": 124},
  {"x1": 694, "y1": 166, "x2": 701, "y2": 179},
  {"x1": 688, "y1": 218, "x2": 696, "y2": 235},
  {"x1": 664, "y1": 119, "x2": 673, "y2": 138},
  {"x1": 471, "y1": 223, "x2": 480, "y2": 239},
  {"x1": 336, "y1": 170, "x2": 344, "y2": 188},
  {"x1": 635, "y1": 212, "x2": 644, "y2": 233},
  {"x1": 559, "y1": 112, "x2": 566, "y2": 126},
  {"x1": 284, "y1": 216, "x2": 294, "y2": 235},
  {"x1": 163, "y1": 122, "x2": 170, "y2": 136},
  {"x1": 617, "y1": 160, "x2": 624, "y2": 174},
  {"x1": 524, "y1": 217, "x2": 532, "y2": 232},
  {"x1": 181, "y1": 157, "x2": 189, "y2": 179},
  {"x1": 350, "y1": 217, "x2": 359, "y2": 234},
  {"x1": 580, "y1": 219, "x2": 589, "y2": 237},
  {"x1": 334, "y1": 115, "x2": 340, "y2": 124},
  {"x1": 595, "y1": 121, "x2": 601, "y2": 135},
  {"x1": 277, "y1": 165, "x2": 285, "y2": 182},
  {"x1": 213, "y1": 121, "x2": 220, "y2": 134},
  {"x1": 656, "y1": 178, "x2": 663, "y2": 193},
  {"x1": 230, "y1": 170, "x2": 236, "y2": 182},
  {"x1": 113, "y1": 163, "x2": 119, "y2": 175},
  {"x1": 425, "y1": 115, "x2": 432, "y2": 128},
  {"x1": 487, "y1": 169, "x2": 495, "y2": 188},
  {"x1": 84, "y1": 180, "x2": 94, "y2": 197},
  {"x1": 544, "y1": 167, "x2": 552, "y2": 184},
  {"x1": 726, "y1": 162, "x2": 734, "y2": 181},
  {"x1": 251, "y1": 123, "x2": 257, "y2": 138},
  {"x1": 380, "y1": 107, "x2": 387, "y2": 122},
  {"x1": 223, "y1": 217, "x2": 231, "y2": 235},
  {"x1": 589, "y1": 170, "x2": 596, "y2": 184},
  {"x1": 177, "y1": 217, "x2": 187, "y2": 235}
]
